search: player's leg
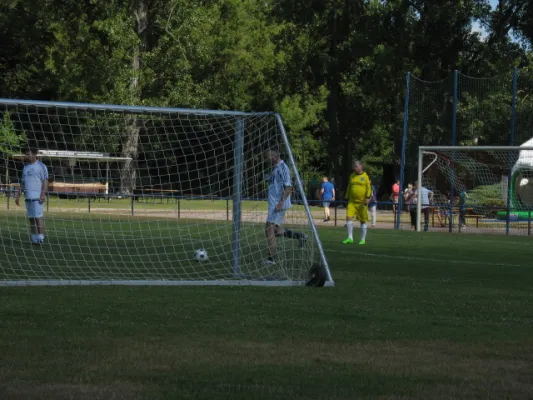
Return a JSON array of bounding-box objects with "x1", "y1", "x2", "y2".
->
[
  {"x1": 343, "y1": 202, "x2": 356, "y2": 244},
  {"x1": 323, "y1": 202, "x2": 330, "y2": 222},
  {"x1": 29, "y1": 218, "x2": 39, "y2": 243},
  {"x1": 437, "y1": 210, "x2": 444, "y2": 227},
  {"x1": 423, "y1": 208, "x2": 430, "y2": 231},
  {"x1": 264, "y1": 222, "x2": 277, "y2": 264},
  {"x1": 410, "y1": 210, "x2": 417, "y2": 230},
  {"x1": 370, "y1": 205, "x2": 376, "y2": 227},
  {"x1": 36, "y1": 217, "x2": 45, "y2": 242},
  {"x1": 357, "y1": 204, "x2": 368, "y2": 244},
  {"x1": 26, "y1": 200, "x2": 40, "y2": 244},
  {"x1": 264, "y1": 206, "x2": 280, "y2": 264},
  {"x1": 274, "y1": 209, "x2": 308, "y2": 248},
  {"x1": 34, "y1": 202, "x2": 45, "y2": 242},
  {"x1": 459, "y1": 207, "x2": 466, "y2": 227}
]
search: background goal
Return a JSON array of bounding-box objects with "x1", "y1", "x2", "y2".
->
[{"x1": 416, "y1": 145, "x2": 533, "y2": 235}]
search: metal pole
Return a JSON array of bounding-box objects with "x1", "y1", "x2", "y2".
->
[
  {"x1": 5, "y1": 158, "x2": 9, "y2": 210},
  {"x1": 301, "y1": 134, "x2": 305, "y2": 194},
  {"x1": 106, "y1": 161, "x2": 109, "y2": 201},
  {"x1": 451, "y1": 70, "x2": 459, "y2": 147},
  {"x1": 4, "y1": 157, "x2": 8, "y2": 192},
  {"x1": 420, "y1": 146, "x2": 533, "y2": 151},
  {"x1": 232, "y1": 118, "x2": 245, "y2": 277},
  {"x1": 416, "y1": 148, "x2": 423, "y2": 232},
  {"x1": 450, "y1": 70, "x2": 459, "y2": 233},
  {"x1": 506, "y1": 67, "x2": 518, "y2": 236},
  {"x1": 397, "y1": 72, "x2": 411, "y2": 229}
]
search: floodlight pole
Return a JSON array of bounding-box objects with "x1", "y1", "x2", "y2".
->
[
  {"x1": 450, "y1": 70, "x2": 459, "y2": 233},
  {"x1": 416, "y1": 148, "x2": 423, "y2": 232},
  {"x1": 398, "y1": 72, "x2": 411, "y2": 229}
]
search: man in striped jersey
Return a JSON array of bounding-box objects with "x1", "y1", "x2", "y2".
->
[{"x1": 263, "y1": 149, "x2": 308, "y2": 265}]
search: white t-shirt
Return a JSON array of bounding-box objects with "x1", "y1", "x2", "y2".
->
[
  {"x1": 21, "y1": 161, "x2": 48, "y2": 199},
  {"x1": 419, "y1": 187, "x2": 432, "y2": 208},
  {"x1": 267, "y1": 160, "x2": 292, "y2": 210}
]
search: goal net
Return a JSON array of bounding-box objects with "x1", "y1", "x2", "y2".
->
[
  {"x1": 416, "y1": 145, "x2": 533, "y2": 235},
  {"x1": 0, "y1": 98, "x2": 333, "y2": 286}
]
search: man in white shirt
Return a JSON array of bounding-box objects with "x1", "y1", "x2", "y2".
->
[
  {"x1": 413, "y1": 181, "x2": 433, "y2": 232},
  {"x1": 15, "y1": 148, "x2": 49, "y2": 245},
  {"x1": 264, "y1": 149, "x2": 308, "y2": 265}
]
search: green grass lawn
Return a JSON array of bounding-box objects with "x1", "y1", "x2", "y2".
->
[
  {"x1": 0, "y1": 212, "x2": 317, "y2": 282},
  {"x1": 0, "y1": 220, "x2": 532, "y2": 399}
]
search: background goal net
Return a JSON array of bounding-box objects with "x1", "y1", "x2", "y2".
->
[
  {"x1": 415, "y1": 146, "x2": 533, "y2": 235},
  {"x1": 0, "y1": 99, "x2": 332, "y2": 286}
]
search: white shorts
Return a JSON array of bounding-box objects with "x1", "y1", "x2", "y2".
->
[
  {"x1": 25, "y1": 199, "x2": 44, "y2": 218},
  {"x1": 266, "y1": 207, "x2": 286, "y2": 226}
]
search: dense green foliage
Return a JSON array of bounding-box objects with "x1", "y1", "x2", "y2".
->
[{"x1": 1, "y1": 0, "x2": 533, "y2": 188}]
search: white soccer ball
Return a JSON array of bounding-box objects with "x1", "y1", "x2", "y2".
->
[{"x1": 194, "y1": 248, "x2": 209, "y2": 262}]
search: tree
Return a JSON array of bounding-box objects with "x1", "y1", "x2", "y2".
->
[
  {"x1": 0, "y1": 112, "x2": 27, "y2": 155},
  {"x1": 0, "y1": 112, "x2": 27, "y2": 185}
]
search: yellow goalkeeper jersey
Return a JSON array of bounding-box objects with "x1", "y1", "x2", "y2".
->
[{"x1": 345, "y1": 172, "x2": 371, "y2": 203}]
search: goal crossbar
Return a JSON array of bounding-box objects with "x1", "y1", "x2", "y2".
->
[
  {"x1": 420, "y1": 146, "x2": 533, "y2": 151},
  {"x1": 0, "y1": 97, "x2": 274, "y2": 117}
]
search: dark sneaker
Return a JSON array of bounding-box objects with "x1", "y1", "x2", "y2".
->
[{"x1": 298, "y1": 234, "x2": 309, "y2": 248}]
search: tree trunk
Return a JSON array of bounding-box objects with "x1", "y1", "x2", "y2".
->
[{"x1": 120, "y1": 0, "x2": 148, "y2": 194}]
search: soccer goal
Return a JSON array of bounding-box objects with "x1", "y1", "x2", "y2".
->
[
  {"x1": 416, "y1": 145, "x2": 533, "y2": 234},
  {"x1": 0, "y1": 98, "x2": 333, "y2": 287}
]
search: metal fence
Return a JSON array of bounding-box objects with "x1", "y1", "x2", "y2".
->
[{"x1": 398, "y1": 68, "x2": 533, "y2": 234}]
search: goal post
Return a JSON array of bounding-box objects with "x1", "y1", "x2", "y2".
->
[
  {"x1": 0, "y1": 98, "x2": 333, "y2": 287},
  {"x1": 416, "y1": 145, "x2": 533, "y2": 234}
]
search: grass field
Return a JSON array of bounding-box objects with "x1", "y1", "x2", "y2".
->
[
  {"x1": 1, "y1": 221, "x2": 532, "y2": 399},
  {"x1": 0, "y1": 211, "x2": 317, "y2": 282}
]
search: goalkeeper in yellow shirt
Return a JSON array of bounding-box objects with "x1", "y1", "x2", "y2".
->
[{"x1": 342, "y1": 160, "x2": 371, "y2": 245}]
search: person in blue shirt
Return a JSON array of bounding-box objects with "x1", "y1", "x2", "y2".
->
[
  {"x1": 320, "y1": 177, "x2": 335, "y2": 222},
  {"x1": 14, "y1": 148, "x2": 49, "y2": 245}
]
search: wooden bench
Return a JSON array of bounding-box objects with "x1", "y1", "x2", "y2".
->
[
  {"x1": 431, "y1": 207, "x2": 482, "y2": 228},
  {"x1": 464, "y1": 214, "x2": 483, "y2": 228}
]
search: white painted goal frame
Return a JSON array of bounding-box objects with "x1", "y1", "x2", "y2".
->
[
  {"x1": 416, "y1": 146, "x2": 533, "y2": 232},
  {"x1": 0, "y1": 98, "x2": 334, "y2": 287}
]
